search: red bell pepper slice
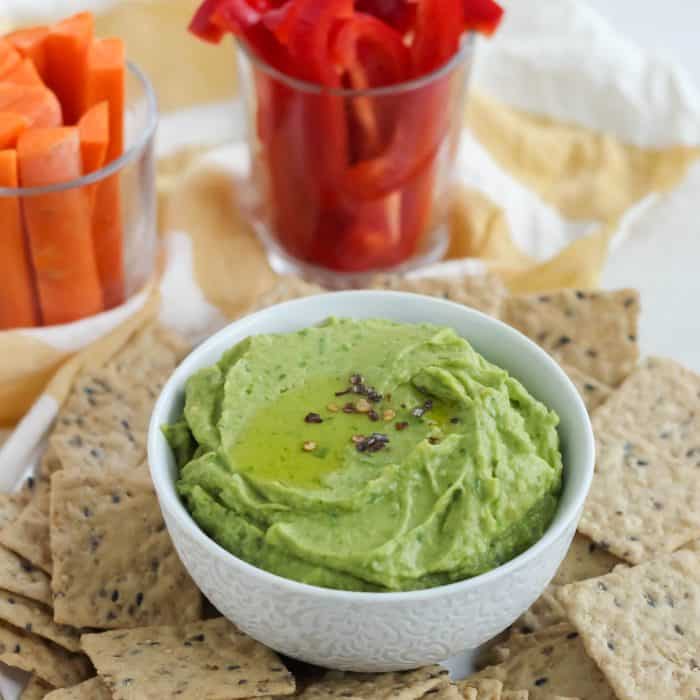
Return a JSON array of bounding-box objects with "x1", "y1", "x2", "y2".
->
[
  {"x1": 411, "y1": 0, "x2": 464, "y2": 76},
  {"x1": 354, "y1": 0, "x2": 418, "y2": 33},
  {"x1": 463, "y1": 0, "x2": 504, "y2": 36},
  {"x1": 189, "y1": 0, "x2": 230, "y2": 42}
]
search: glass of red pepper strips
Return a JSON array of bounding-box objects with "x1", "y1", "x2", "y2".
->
[{"x1": 191, "y1": 0, "x2": 503, "y2": 279}]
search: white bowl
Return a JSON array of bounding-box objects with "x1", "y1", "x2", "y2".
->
[{"x1": 148, "y1": 291, "x2": 594, "y2": 672}]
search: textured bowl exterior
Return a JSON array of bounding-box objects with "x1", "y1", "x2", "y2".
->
[{"x1": 149, "y1": 291, "x2": 594, "y2": 672}]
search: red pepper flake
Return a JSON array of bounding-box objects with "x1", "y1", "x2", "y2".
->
[
  {"x1": 304, "y1": 412, "x2": 323, "y2": 424},
  {"x1": 395, "y1": 422, "x2": 409, "y2": 431}
]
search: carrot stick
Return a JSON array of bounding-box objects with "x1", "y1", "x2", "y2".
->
[
  {"x1": 0, "y1": 84, "x2": 62, "y2": 128},
  {"x1": 5, "y1": 27, "x2": 49, "y2": 80},
  {"x1": 17, "y1": 127, "x2": 102, "y2": 325},
  {"x1": 0, "y1": 149, "x2": 38, "y2": 329},
  {"x1": 84, "y1": 38, "x2": 125, "y2": 162},
  {"x1": 0, "y1": 113, "x2": 30, "y2": 149},
  {"x1": 0, "y1": 39, "x2": 21, "y2": 79},
  {"x1": 2, "y1": 58, "x2": 43, "y2": 86},
  {"x1": 84, "y1": 37, "x2": 126, "y2": 308},
  {"x1": 78, "y1": 101, "x2": 109, "y2": 174},
  {"x1": 45, "y1": 12, "x2": 94, "y2": 124}
]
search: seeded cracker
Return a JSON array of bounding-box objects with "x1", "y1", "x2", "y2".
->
[
  {"x1": 556, "y1": 548, "x2": 700, "y2": 700},
  {"x1": 0, "y1": 488, "x2": 52, "y2": 573},
  {"x1": 468, "y1": 623, "x2": 617, "y2": 700},
  {"x1": 0, "y1": 545, "x2": 51, "y2": 606},
  {"x1": 503, "y1": 289, "x2": 640, "y2": 386},
  {"x1": 296, "y1": 666, "x2": 450, "y2": 699},
  {"x1": 578, "y1": 429, "x2": 700, "y2": 564},
  {"x1": 0, "y1": 620, "x2": 91, "y2": 688},
  {"x1": 250, "y1": 276, "x2": 326, "y2": 312},
  {"x1": 43, "y1": 678, "x2": 112, "y2": 700},
  {"x1": 458, "y1": 678, "x2": 503, "y2": 699},
  {"x1": 502, "y1": 692, "x2": 528, "y2": 700},
  {"x1": 591, "y1": 356, "x2": 700, "y2": 463},
  {"x1": 81, "y1": 617, "x2": 295, "y2": 700},
  {"x1": 371, "y1": 273, "x2": 509, "y2": 319},
  {"x1": 50, "y1": 467, "x2": 200, "y2": 629},
  {"x1": 460, "y1": 688, "x2": 478, "y2": 700},
  {"x1": 0, "y1": 494, "x2": 25, "y2": 531},
  {"x1": 0, "y1": 589, "x2": 81, "y2": 652},
  {"x1": 20, "y1": 676, "x2": 52, "y2": 700},
  {"x1": 427, "y1": 684, "x2": 463, "y2": 699},
  {"x1": 558, "y1": 364, "x2": 611, "y2": 413}
]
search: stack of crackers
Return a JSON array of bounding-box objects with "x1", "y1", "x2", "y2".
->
[{"x1": 0, "y1": 274, "x2": 696, "y2": 700}]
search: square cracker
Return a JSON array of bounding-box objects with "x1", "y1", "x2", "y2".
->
[
  {"x1": 20, "y1": 676, "x2": 52, "y2": 700},
  {"x1": 428, "y1": 685, "x2": 463, "y2": 699},
  {"x1": 471, "y1": 623, "x2": 617, "y2": 700},
  {"x1": 0, "y1": 544, "x2": 52, "y2": 606},
  {"x1": 559, "y1": 364, "x2": 611, "y2": 413},
  {"x1": 0, "y1": 493, "x2": 26, "y2": 532},
  {"x1": 0, "y1": 489, "x2": 52, "y2": 573},
  {"x1": 503, "y1": 289, "x2": 640, "y2": 386},
  {"x1": 578, "y1": 430, "x2": 700, "y2": 564},
  {"x1": 460, "y1": 688, "x2": 478, "y2": 700},
  {"x1": 50, "y1": 468, "x2": 201, "y2": 629},
  {"x1": 44, "y1": 678, "x2": 112, "y2": 700},
  {"x1": 0, "y1": 620, "x2": 91, "y2": 688},
  {"x1": 297, "y1": 666, "x2": 450, "y2": 699},
  {"x1": 458, "y1": 679, "x2": 502, "y2": 699},
  {"x1": 556, "y1": 548, "x2": 700, "y2": 700},
  {"x1": 81, "y1": 617, "x2": 295, "y2": 700},
  {"x1": 0, "y1": 589, "x2": 81, "y2": 652},
  {"x1": 591, "y1": 356, "x2": 700, "y2": 463},
  {"x1": 371, "y1": 273, "x2": 509, "y2": 319},
  {"x1": 502, "y1": 692, "x2": 528, "y2": 700}
]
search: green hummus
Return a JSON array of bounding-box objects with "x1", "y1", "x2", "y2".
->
[{"x1": 165, "y1": 318, "x2": 563, "y2": 592}]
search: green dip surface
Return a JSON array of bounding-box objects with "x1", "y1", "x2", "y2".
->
[{"x1": 165, "y1": 318, "x2": 563, "y2": 592}]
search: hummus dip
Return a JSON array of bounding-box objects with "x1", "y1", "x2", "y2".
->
[{"x1": 165, "y1": 318, "x2": 563, "y2": 592}]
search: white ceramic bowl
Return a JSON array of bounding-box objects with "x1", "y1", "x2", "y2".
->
[{"x1": 148, "y1": 292, "x2": 594, "y2": 672}]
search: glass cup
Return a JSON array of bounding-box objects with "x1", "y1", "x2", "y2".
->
[
  {"x1": 0, "y1": 62, "x2": 158, "y2": 329},
  {"x1": 237, "y1": 38, "x2": 474, "y2": 286}
]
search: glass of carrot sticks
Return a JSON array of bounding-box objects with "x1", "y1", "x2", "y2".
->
[{"x1": 0, "y1": 12, "x2": 158, "y2": 330}]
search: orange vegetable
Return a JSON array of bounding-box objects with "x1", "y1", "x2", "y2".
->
[
  {"x1": 5, "y1": 26, "x2": 49, "y2": 80},
  {"x1": 84, "y1": 37, "x2": 125, "y2": 161},
  {"x1": 45, "y1": 12, "x2": 94, "y2": 124},
  {"x1": 0, "y1": 39, "x2": 21, "y2": 79},
  {"x1": 2, "y1": 58, "x2": 43, "y2": 86},
  {"x1": 17, "y1": 127, "x2": 102, "y2": 325},
  {"x1": 78, "y1": 101, "x2": 109, "y2": 175},
  {"x1": 84, "y1": 37, "x2": 126, "y2": 308},
  {"x1": 0, "y1": 113, "x2": 30, "y2": 149},
  {"x1": 0, "y1": 149, "x2": 38, "y2": 329},
  {"x1": 0, "y1": 84, "x2": 62, "y2": 128}
]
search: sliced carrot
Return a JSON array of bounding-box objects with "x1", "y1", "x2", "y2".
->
[
  {"x1": 0, "y1": 149, "x2": 38, "y2": 329},
  {"x1": 5, "y1": 26, "x2": 49, "y2": 80},
  {"x1": 84, "y1": 37, "x2": 125, "y2": 162},
  {"x1": 0, "y1": 38, "x2": 21, "y2": 79},
  {"x1": 84, "y1": 37, "x2": 126, "y2": 308},
  {"x1": 17, "y1": 127, "x2": 102, "y2": 325},
  {"x1": 0, "y1": 113, "x2": 30, "y2": 149},
  {"x1": 0, "y1": 84, "x2": 62, "y2": 128},
  {"x1": 45, "y1": 12, "x2": 94, "y2": 124},
  {"x1": 2, "y1": 58, "x2": 43, "y2": 86},
  {"x1": 78, "y1": 101, "x2": 109, "y2": 175}
]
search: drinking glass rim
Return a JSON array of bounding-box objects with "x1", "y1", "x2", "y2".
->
[
  {"x1": 0, "y1": 60, "x2": 159, "y2": 198},
  {"x1": 239, "y1": 33, "x2": 475, "y2": 98}
]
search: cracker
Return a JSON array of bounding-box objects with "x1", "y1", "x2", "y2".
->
[
  {"x1": 578, "y1": 430, "x2": 700, "y2": 563},
  {"x1": 591, "y1": 356, "x2": 700, "y2": 463},
  {"x1": 471, "y1": 623, "x2": 617, "y2": 700},
  {"x1": 556, "y1": 549, "x2": 700, "y2": 700},
  {"x1": 371, "y1": 273, "x2": 509, "y2": 319},
  {"x1": 0, "y1": 488, "x2": 52, "y2": 573},
  {"x1": 0, "y1": 589, "x2": 81, "y2": 652},
  {"x1": 559, "y1": 364, "x2": 611, "y2": 413},
  {"x1": 427, "y1": 684, "x2": 463, "y2": 699},
  {"x1": 0, "y1": 493, "x2": 26, "y2": 532},
  {"x1": 502, "y1": 692, "x2": 528, "y2": 700},
  {"x1": 509, "y1": 590, "x2": 567, "y2": 635},
  {"x1": 458, "y1": 678, "x2": 502, "y2": 699},
  {"x1": 503, "y1": 289, "x2": 640, "y2": 386},
  {"x1": 250, "y1": 277, "x2": 326, "y2": 313},
  {"x1": 43, "y1": 678, "x2": 111, "y2": 700},
  {"x1": 81, "y1": 617, "x2": 295, "y2": 700},
  {"x1": 460, "y1": 688, "x2": 478, "y2": 700},
  {"x1": 0, "y1": 620, "x2": 91, "y2": 688},
  {"x1": 297, "y1": 666, "x2": 450, "y2": 699},
  {"x1": 0, "y1": 544, "x2": 52, "y2": 606},
  {"x1": 50, "y1": 468, "x2": 201, "y2": 629},
  {"x1": 20, "y1": 676, "x2": 52, "y2": 700}
]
